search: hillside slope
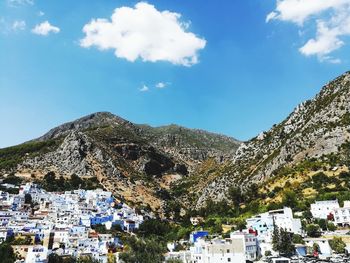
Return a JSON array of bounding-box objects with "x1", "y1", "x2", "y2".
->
[
  {"x1": 196, "y1": 71, "x2": 350, "y2": 207},
  {"x1": 0, "y1": 112, "x2": 241, "y2": 214}
]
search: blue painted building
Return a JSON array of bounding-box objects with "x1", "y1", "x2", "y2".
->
[
  {"x1": 90, "y1": 215, "x2": 113, "y2": 225},
  {"x1": 190, "y1": 231, "x2": 209, "y2": 243}
]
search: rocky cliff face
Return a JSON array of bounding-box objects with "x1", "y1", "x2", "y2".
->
[
  {"x1": 196, "y1": 71, "x2": 350, "y2": 207},
  {"x1": 0, "y1": 112, "x2": 241, "y2": 214},
  {"x1": 2, "y1": 71, "x2": 350, "y2": 214}
]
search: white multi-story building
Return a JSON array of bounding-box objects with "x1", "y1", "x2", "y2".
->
[
  {"x1": 310, "y1": 200, "x2": 339, "y2": 219},
  {"x1": 190, "y1": 237, "x2": 246, "y2": 263},
  {"x1": 304, "y1": 238, "x2": 332, "y2": 257},
  {"x1": 246, "y1": 207, "x2": 302, "y2": 237},
  {"x1": 230, "y1": 232, "x2": 258, "y2": 261},
  {"x1": 246, "y1": 207, "x2": 301, "y2": 255},
  {"x1": 333, "y1": 201, "x2": 350, "y2": 226},
  {"x1": 270, "y1": 207, "x2": 302, "y2": 234},
  {"x1": 25, "y1": 245, "x2": 48, "y2": 263}
]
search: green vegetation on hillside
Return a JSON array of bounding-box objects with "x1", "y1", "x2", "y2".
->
[
  {"x1": 140, "y1": 124, "x2": 240, "y2": 152},
  {"x1": 36, "y1": 172, "x2": 101, "y2": 192},
  {"x1": 0, "y1": 140, "x2": 60, "y2": 170}
]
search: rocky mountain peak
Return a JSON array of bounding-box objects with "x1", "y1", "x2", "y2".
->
[
  {"x1": 36, "y1": 112, "x2": 135, "y2": 141},
  {"x1": 196, "y1": 71, "x2": 350, "y2": 207}
]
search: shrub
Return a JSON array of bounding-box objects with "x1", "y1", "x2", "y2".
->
[
  {"x1": 329, "y1": 237, "x2": 346, "y2": 254},
  {"x1": 306, "y1": 224, "x2": 321, "y2": 238}
]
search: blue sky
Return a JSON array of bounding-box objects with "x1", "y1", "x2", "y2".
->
[{"x1": 1, "y1": 0, "x2": 350, "y2": 148}]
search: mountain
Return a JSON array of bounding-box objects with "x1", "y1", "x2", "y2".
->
[
  {"x1": 195, "y1": 71, "x2": 350, "y2": 207},
  {"x1": 1, "y1": 71, "x2": 350, "y2": 216},
  {"x1": 0, "y1": 112, "x2": 240, "y2": 214}
]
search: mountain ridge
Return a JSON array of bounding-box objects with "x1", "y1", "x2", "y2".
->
[
  {"x1": 195, "y1": 71, "x2": 350, "y2": 207},
  {"x1": 0, "y1": 111, "x2": 241, "y2": 215},
  {"x1": 1, "y1": 71, "x2": 350, "y2": 216}
]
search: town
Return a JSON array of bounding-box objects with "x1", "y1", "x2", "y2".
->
[
  {"x1": 2, "y1": 182, "x2": 350, "y2": 262},
  {"x1": 0, "y1": 182, "x2": 144, "y2": 263}
]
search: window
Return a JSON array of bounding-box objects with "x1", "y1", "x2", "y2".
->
[
  {"x1": 228, "y1": 258, "x2": 231, "y2": 262},
  {"x1": 227, "y1": 249, "x2": 230, "y2": 253}
]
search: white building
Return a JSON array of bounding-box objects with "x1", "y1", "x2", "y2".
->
[
  {"x1": 246, "y1": 207, "x2": 301, "y2": 255},
  {"x1": 333, "y1": 201, "x2": 350, "y2": 226},
  {"x1": 25, "y1": 245, "x2": 48, "y2": 263},
  {"x1": 310, "y1": 200, "x2": 339, "y2": 219},
  {"x1": 304, "y1": 238, "x2": 332, "y2": 257},
  {"x1": 190, "y1": 237, "x2": 246, "y2": 263},
  {"x1": 270, "y1": 207, "x2": 302, "y2": 234},
  {"x1": 246, "y1": 207, "x2": 302, "y2": 237},
  {"x1": 230, "y1": 232, "x2": 258, "y2": 261},
  {"x1": 0, "y1": 229, "x2": 7, "y2": 243}
]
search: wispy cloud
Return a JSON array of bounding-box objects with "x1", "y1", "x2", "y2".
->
[
  {"x1": 267, "y1": 0, "x2": 350, "y2": 63},
  {"x1": 7, "y1": 0, "x2": 34, "y2": 7},
  {"x1": 155, "y1": 82, "x2": 170, "y2": 89},
  {"x1": 139, "y1": 84, "x2": 149, "y2": 92},
  {"x1": 80, "y1": 2, "x2": 206, "y2": 66},
  {"x1": 32, "y1": 21, "x2": 60, "y2": 36},
  {"x1": 12, "y1": 20, "x2": 26, "y2": 31}
]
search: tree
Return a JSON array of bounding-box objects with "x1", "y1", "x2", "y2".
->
[
  {"x1": 327, "y1": 222, "x2": 336, "y2": 231},
  {"x1": 292, "y1": 234, "x2": 305, "y2": 244},
  {"x1": 329, "y1": 237, "x2": 346, "y2": 254},
  {"x1": 306, "y1": 224, "x2": 321, "y2": 238},
  {"x1": 107, "y1": 253, "x2": 116, "y2": 263},
  {"x1": 43, "y1": 171, "x2": 57, "y2": 192},
  {"x1": 282, "y1": 190, "x2": 298, "y2": 208},
  {"x1": 0, "y1": 242, "x2": 16, "y2": 263},
  {"x1": 119, "y1": 237, "x2": 165, "y2": 263},
  {"x1": 228, "y1": 186, "x2": 243, "y2": 207},
  {"x1": 137, "y1": 219, "x2": 171, "y2": 239},
  {"x1": 166, "y1": 259, "x2": 183, "y2": 263},
  {"x1": 279, "y1": 228, "x2": 295, "y2": 256},
  {"x1": 235, "y1": 220, "x2": 246, "y2": 231},
  {"x1": 317, "y1": 219, "x2": 327, "y2": 231},
  {"x1": 57, "y1": 176, "x2": 66, "y2": 190},
  {"x1": 272, "y1": 226, "x2": 295, "y2": 256},
  {"x1": 272, "y1": 224, "x2": 280, "y2": 252},
  {"x1": 70, "y1": 174, "x2": 83, "y2": 189},
  {"x1": 312, "y1": 172, "x2": 329, "y2": 188}
]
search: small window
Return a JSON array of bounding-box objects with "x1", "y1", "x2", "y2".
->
[
  {"x1": 228, "y1": 258, "x2": 231, "y2": 262},
  {"x1": 227, "y1": 249, "x2": 230, "y2": 253}
]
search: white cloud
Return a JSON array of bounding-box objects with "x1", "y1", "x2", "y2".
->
[
  {"x1": 80, "y1": 2, "x2": 206, "y2": 66},
  {"x1": 267, "y1": 0, "x2": 350, "y2": 62},
  {"x1": 38, "y1": 11, "x2": 45, "y2": 17},
  {"x1": 266, "y1": 0, "x2": 347, "y2": 25},
  {"x1": 12, "y1": 20, "x2": 26, "y2": 31},
  {"x1": 299, "y1": 20, "x2": 344, "y2": 57},
  {"x1": 155, "y1": 82, "x2": 170, "y2": 89},
  {"x1": 7, "y1": 0, "x2": 34, "y2": 7},
  {"x1": 32, "y1": 21, "x2": 60, "y2": 36},
  {"x1": 139, "y1": 84, "x2": 149, "y2": 92}
]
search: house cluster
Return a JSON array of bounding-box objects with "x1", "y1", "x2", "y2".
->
[
  {"x1": 0, "y1": 183, "x2": 144, "y2": 263},
  {"x1": 167, "y1": 203, "x2": 350, "y2": 263},
  {"x1": 166, "y1": 230, "x2": 257, "y2": 263},
  {"x1": 310, "y1": 199, "x2": 350, "y2": 226},
  {"x1": 165, "y1": 207, "x2": 298, "y2": 263},
  {"x1": 246, "y1": 207, "x2": 302, "y2": 256}
]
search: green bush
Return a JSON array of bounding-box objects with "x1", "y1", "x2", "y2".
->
[
  {"x1": 329, "y1": 237, "x2": 346, "y2": 254},
  {"x1": 306, "y1": 224, "x2": 321, "y2": 238}
]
